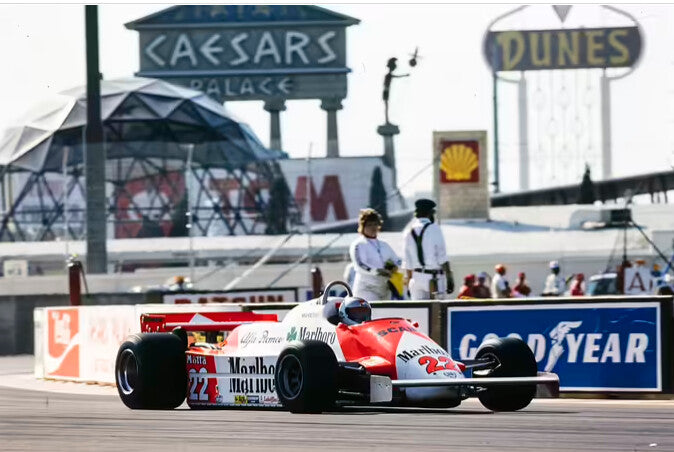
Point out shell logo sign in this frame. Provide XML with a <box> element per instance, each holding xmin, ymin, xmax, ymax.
<box><xmin>46</xmin><ymin>308</ymin><xmax>80</xmax><ymax>378</ymax></box>
<box><xmin>439</xmin><ymin>141</ymin><xmax>479</xmax><ymax>183</ymax></box>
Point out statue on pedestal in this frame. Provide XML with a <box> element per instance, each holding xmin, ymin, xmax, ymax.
<box><xmin>382</xmin><ymin>57</ymin><xmax>409</xmax><ymax>125</ymax></box>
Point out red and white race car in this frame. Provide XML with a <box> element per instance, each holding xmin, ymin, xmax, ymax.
<box><xmin>115</xmin><ymin>281</ymin><xmax>559</xmax><ymax>412</ymax></box>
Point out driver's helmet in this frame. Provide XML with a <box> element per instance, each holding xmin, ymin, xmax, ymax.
<box><xmin>338</xmin><ymin>296</ymin><xmax>372</xmax><ymax>326</ymax></box>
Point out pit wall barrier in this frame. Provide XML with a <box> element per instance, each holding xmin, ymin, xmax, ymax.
<box><xmin>33</xmin><ymin>296</ymin><xmax>672</xmax><ymax>393</ymax></box>
<box><xmin>0</xmin><ymin>292</ymin><xmax>147</xmax><ymax>355</ymax></box>
<box><xmin>0</xmin><ymin>288</ymin><xmax>300</xmax><ymax>356</ymax></box>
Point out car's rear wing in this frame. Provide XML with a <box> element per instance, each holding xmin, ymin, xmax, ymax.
<box><xmin>141</xmin><ymin>311</ymin><xmax>278</xmax><ymax>333</ymax></box>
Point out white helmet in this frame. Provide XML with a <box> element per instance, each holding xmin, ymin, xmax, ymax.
<box><xmin>549</xmin><ymin>260</ymin><xmax>560</xmax><ymax>270</ymax></box>
<box><xmin>338</xmin><ymin>297</ymin><xmax>372</xmax><ymax>326</ymax></box>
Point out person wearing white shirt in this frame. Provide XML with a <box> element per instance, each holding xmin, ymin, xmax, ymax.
<box><xmin>543</xmin><ymin>260</ymin><xmax>566</xmax><ymax>296</ymax></box>
<box><xmin>402</xmin><ymin>199</ymin><xmax>454</xmax><ymax>300</ymax></box>
<box><xmin>491</xmin><ymin>264</ymin><xmax>511</xmax><ymax>298</ymax></box>
<box><xmin>349</xmin><ymin>209</ymin><xmax>401</xmax><ymax>300</ymax></box>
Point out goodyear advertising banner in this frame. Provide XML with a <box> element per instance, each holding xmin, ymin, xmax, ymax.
<box><xmin>447</xmin><ymin>302</ymin><xmax>661</xmax><ymax>391</ymax></box>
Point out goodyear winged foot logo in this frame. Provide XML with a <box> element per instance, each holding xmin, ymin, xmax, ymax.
<box><xmin>544</xmin><ymin>321</ymin><xmax>582</xmax><ymax>372</ymax></box>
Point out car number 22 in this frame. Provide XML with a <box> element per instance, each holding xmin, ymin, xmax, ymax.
<box><xmin>418</xmin><ymin>355</ymin><xmax>454</xmax><ymax>374</ymax></box>
<box><xmin>188</xmin><ymin>367</ymin><xmax>209</xmax><ymax>401</ymax></box>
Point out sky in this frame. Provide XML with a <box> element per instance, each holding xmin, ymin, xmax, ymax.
<box><xmin>0</xmin><ymin>3</ymin><xmax>672</xmax><ymax>198</ymax></box>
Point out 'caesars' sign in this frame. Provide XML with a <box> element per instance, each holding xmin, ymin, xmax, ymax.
<box><xmin>126</xmin><ymin>5</ymin><xmax>359</xmax><ymax>102</ymax></box>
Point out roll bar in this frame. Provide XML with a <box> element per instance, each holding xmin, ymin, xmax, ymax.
<box><xmin>320</xmin><ymin>280</ymin><xmax>353</xmax><ymax>305</ymax></box>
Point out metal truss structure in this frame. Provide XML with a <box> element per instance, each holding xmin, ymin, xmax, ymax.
<box><xmin>492</xmin><ymin>169</ymin><xmax>674</xmax><ymax>207</ymax></box>
<box><xmin>0</xmin><ymin>78</ymin><xmax>298</xmax><ymax>241</ymax></box>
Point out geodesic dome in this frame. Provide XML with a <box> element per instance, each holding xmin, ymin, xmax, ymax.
<box><xmin>0</xmin><ymin>77</ymin><xmax>296</xmax><ymax>241</ymax></box>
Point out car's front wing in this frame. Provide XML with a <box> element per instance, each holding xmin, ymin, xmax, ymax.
<box><xmin>369</xmin><ymin>372</ymin><xmax>560</xmax><ymax>403</ymax></box>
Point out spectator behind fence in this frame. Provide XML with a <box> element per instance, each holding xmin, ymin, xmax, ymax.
<box><xmin>512</xmin><ymin>272</ymin><xmax>531</xmax><ymax>297</ymax></box>
<box><xmin>457</xmin><ymin>274</ymin><xmax>476</xmax><ymax>299</ymax></box>
<box><xmin>473</xmin><ymin>271</ymin><xmax>492</xmax><ymax>298</ymax></box>
<box><xmin>570</xmin><ymin>273</ymin><xmax>585</xmax><ymax>296</ymax></box>
<box><xmin>543</xmin><ymin>260</ymin><xmax>566</xmax><ymax>296</ymax></box>
<box><xmin>349</xmin><ymin>208</ymin><xmax>401</xmax><ymax>300</ymax></box>
<box><xmin>491</xmin><ymin>264</ymin><xmax>511</xmax><ymax>298</ymax></box>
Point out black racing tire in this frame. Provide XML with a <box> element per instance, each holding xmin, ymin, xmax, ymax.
<box><xmin>274</xmin><ymin>340</ymin><xmax>338</xmax><ymax>413</ymax></box>
<box><xmin>115</xmin><ymin>333</ymin><xmax>187</xmax><ymax>409</ymax></box>
<box><xmin>474</xmin><ymin>337</ymin><xmax>537</xmax><ymax>412</ymax></box>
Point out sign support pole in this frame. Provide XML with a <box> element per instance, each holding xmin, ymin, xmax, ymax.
<box><xmin>601</xmin><ymin>70</ymin><xmax>612</xmax><ymax>180</ymax></box>
<box><xmin>321</xmin><ymin>98</ymin><xmax>343</xmax><ymax>157</ymax></box>
<box><xmin>84</xmin><ymin>5</ymin><xmax>107</xmax><ymax>273</ymax></box>
<box><xmin>518</xmin><ymin>74</ymin><xmax>529</xmax><ymax>190</ymax></box>
<box><xmin>492</xmin><ymin>71</ymin><xmax>500</xmax><ymax>194</ymax></box>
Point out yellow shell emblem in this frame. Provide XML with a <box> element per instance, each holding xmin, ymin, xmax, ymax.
<box><xmin>440</xmin><ymin>144</ymin><xmax>478</xmax><ymax>181</ymax></box>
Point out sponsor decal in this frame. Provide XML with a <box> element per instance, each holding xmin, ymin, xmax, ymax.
<box><xmin>286</xmin><ymin>326</ymin><xmax>336</xmax><ymax>344</ymax></box>
<box><xmin>448</xmin><ymin>303</ymin><xmax>661</xmax><ymax>391</ymax></box>
<box><xmin>46</xmin><ymin>308</ymin><xmax>80</xmax><ymax>378</ymax></box>
<box><xmin>377</xmin><ymin>325</ymin><xmax>416</xmax><ymax>337</ymax></box>
<box><xmin>262</xmin><ymin>395</ymin><xmax>279</xmax><ymax>405</ymax></box>
<box><xmin>228</xmin><ymin>357</ymin><xmax>276</xmax><ymax>394</ymax></box>
<box><xmin>247</xmin><ymin>395</ymin><xmax>260</xmax><ymax>404</ymax></box>
<box><xmin>287</xmin><ymin>327</ymin><xmax>298</xmax><ymax>341</ymax></box>
<box><xmin>240</xmin><ymin>330</ymin><xmax>283</xmax><ymax>348</ymax></box>
<box><xmin>397</xmin><ymin>344</ymin><xmax>446</xmax><ymax>363</ymax></box>
<box><xmin>83</xmin><ymin>307</ymin><xmax>136</xmax><ymax>383</ymax></box>
<box><xmin>186</xmin><ymin>355</ymin><xmax>208</xmax><ymax>365</ymax></box>
<box><xmin>234</xmin><ymin>395</ymin><xmax>248</xmax><ymax>405</ymax></box>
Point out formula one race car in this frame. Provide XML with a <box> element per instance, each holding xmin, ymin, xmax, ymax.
<box><xmin>115</xmin><ymin>281</ymin><xmax>559</xmax><ymax>412</ymax></box>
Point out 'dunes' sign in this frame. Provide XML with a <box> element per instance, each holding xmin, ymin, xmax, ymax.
<box><xmin>484</xmin><ymin>26</ymin><xmax>641</xmax><ymax>72</ymax></box>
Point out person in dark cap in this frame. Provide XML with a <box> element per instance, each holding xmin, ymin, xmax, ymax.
<box><xmin>402</xmin><ymin>199</ymin><xmax>454</xmax><ymax>299</ymax></box>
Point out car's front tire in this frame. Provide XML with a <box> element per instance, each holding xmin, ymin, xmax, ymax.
<box><xmin>275</xmin><ymin>340</ymin><xmax>338</xmax><ymax>413</ymax></box>
<box><xmin>115</xmin><ymin>333</ymin><xmax>187</xmax><ymax>409</ymax></box>
<box><xmin>474</xmin><ymin>337</ymin><xmax>537</xmax><ymax>412</ymax></box>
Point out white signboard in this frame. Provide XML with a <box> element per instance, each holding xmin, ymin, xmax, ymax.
<box><xmin>624</xmin><ymin>267</ymin><xmax>654</xmax><ymax>295</ymax></box>
<box><xmin>3</xmin><ymin>259</ymin><xmax>28</xmax><ymax>277</ymax></box>
<box><xmin>163</xmin><ymin>289</ymin><xmax>298</xmax><ymax>304</ymax></box>
<box><xmin>278</xmin><ymin>157</ymin><xmax>403</xmax><ymax>225</ymax></box>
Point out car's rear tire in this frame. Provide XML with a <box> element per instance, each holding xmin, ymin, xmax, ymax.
<box><xmin>474</xmin><ymin>337</ymin><xmax>537</xmax><ymax>412</ymax></box>
<box><xmin>115</xmin><ymin>333</ymin><xmax>187</xmax><ymax>409</ymax></box>
<box><xmin>274</xmin><ymin>340</ymin><xmax>338</xmax><ymax>413</ymax></box>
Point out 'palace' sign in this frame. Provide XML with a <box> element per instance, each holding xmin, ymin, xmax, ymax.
<box><xmin>484</xmin><ymin>26</ymin><xmax>641</xmax><ymax>72</ymax></box>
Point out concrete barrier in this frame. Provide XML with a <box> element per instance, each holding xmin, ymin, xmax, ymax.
<box><xmin>29</xmin><ymin>294</ymin><xmax>674</xmax><ymax>394</ymax></box>
<box><xmin>34</xmin><ymin>301</ymin><xmax>431</xmax><ymax>385</ymax></box>
<box><xmin>0</xmin><ymin>293</ymin><xmax>146</xmax><ymax>355</ymax></box>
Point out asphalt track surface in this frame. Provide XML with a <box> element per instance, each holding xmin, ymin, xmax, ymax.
<box><xmin>2</xmin><ymin>357</ymin><xmax>674</xmax><ymax>451</ymax></box>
